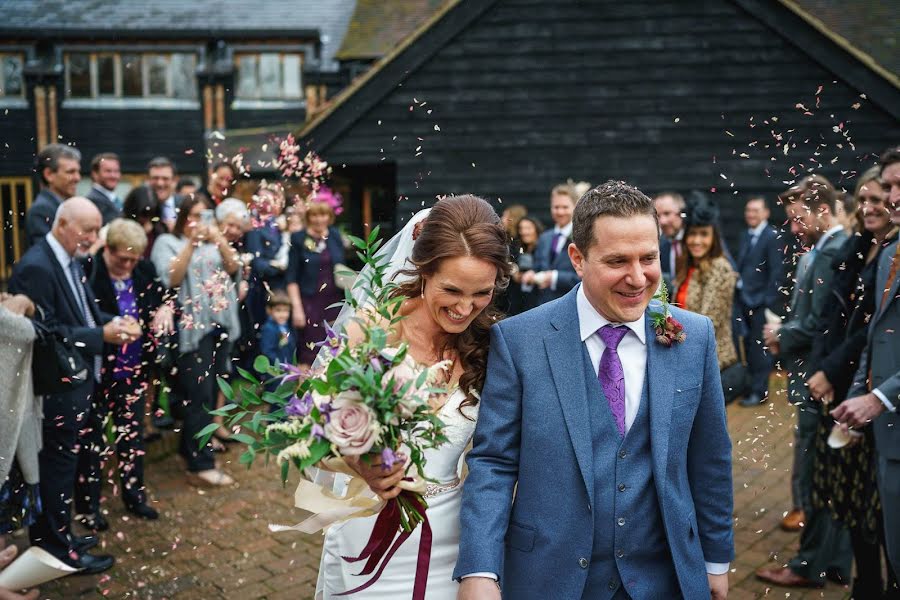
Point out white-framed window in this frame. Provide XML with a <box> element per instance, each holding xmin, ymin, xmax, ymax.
<box><xmin>0</xmin><ymin>54</ymin><xmax>25</xmax><ymax>99</ymax></box>
<box><xmin>235</xmin><ymin>52</ymin><xmax>302</xmax><ymax>100</ymax></box>
<box><xmin>65</xmin><ymin>52</ymin><xmax>198</xmax><ymax>103</ymax></box>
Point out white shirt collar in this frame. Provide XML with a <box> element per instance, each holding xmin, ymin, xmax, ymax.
<box><xmin>577</xmin><ymin>285</ymin><xmax>646</xmax><ymax>345</ymax></box>
<box><xmin>45</xmin><ymin>231</ymin><xmax>73</xmax><ymax>269</ymax></box>
<box><xmin>92</xmin><ymin>183</ymin><xmax>117</xmax><ymax>202</ymax></box>
<box><xmin>749</xmin><ymin>220</ymin><xmax>768</xmax><ymax>236</ymax></box>
<box><xmin>674</xmin><ymin>228</ymin><xmax>685</xmax><ymax>242</ymax></box>
<box><xmin>554</xmin><ymin>222</ymin><xmax>573</xmax><ymax>238</ymax></box>
<box><xmin>815</xmin><ymin>225</ymin><xmax>845</xmax><ymax>251</ymax></box>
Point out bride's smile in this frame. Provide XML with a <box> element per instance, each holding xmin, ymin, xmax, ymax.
<box><xmin>418</xmin><ymin>255</ymin><xmax>497</xmax><ymax>335</ymax></box>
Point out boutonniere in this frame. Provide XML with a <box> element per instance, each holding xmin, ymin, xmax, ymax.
<box><xmin>304</xmin><ymin>236</ymin><xmax>325</xmax><ymax>253</ymax></box>
<box><xmin>649</xmin><ymin>282</ymin><xmax>686</xmax><ymax>347</ymax></box>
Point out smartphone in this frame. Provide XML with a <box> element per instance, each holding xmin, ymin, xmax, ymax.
<box><xmin>200</xmin><ymin>209</ymin><xmax>215</xmax><ymax>226</ymax></box>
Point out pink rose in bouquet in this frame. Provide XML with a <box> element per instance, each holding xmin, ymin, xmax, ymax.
<box><xmin>324</xmin><ymin>391</ymin><xmax>380</xmax><ymax>456</ymax></box>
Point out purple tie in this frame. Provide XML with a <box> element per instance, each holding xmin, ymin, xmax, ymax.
<box><xmin>550</xmin><ymin>232</ymin><xmax>563</xmax><ymax>261</ymax></box>
<box><xmin>598</xmin><ymin>325</ymin><xmax>628</xmax><ymax>437</ymax></box>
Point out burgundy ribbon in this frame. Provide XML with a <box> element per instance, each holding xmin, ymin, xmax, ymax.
<box><xmin>336</xmin><ymin>491</ymin><xmax>433</xmax><ymax>600</ymax></box>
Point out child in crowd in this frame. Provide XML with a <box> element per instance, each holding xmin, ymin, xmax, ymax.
<box><xmin>259</xmin><ymin>291</ymin><xmax>297</xmax><ymax>377</ymax></box>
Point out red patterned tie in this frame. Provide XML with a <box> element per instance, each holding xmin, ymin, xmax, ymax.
<box><xmin>879</xmin><ymin>243</ymin><xmax>900</xmax><ymax>314</ymax></box>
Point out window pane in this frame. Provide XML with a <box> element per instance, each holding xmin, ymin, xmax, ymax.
<box><xmin>122</xmin><ymin>53</ymin><xmax>142</xmax><ymax>97</ymax></box>
<box><xmin>147</xmin><ymin>54</ymin><xmax>168</xmax><ymax>96</ymax></box>
<box><xmin>236</xmin><ymin>55</ymin><xmax>257</xmax><ymax>98</ymax></box>
<box><xmin>68</xmin><ymin>54</ymin><xmax>91</xmax><ymax>97</ymax></box>
<box><xmin>171</xmin><ymin>53</ymin><xmax>196</xmax><ymax>99</ymax></box>
<box><xmin>97</xmin><ymin>54</ymin><xmax>115</xmax><ymax>95</ymax></box>
<box><xmin>2</xmin><ymin>56</ymin><xmax>23</xmax><ymax>96</ymax></box>
<box><xmin>259</xmin><ymin>53</ymin><xmax>280</xmax><ymax>98</ymax></box>
<box><xmin>283</xmin><ymin>54</ymin><xmax>301</xmax><ymax>99</ymax></box>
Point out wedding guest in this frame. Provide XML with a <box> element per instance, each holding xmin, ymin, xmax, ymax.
<box><xmin>833</xmin><ymin>147</ymin><xmax>900</xmax><ymax>585</ymax></box>
<box><xmin>200</xmin><ymin>160</ymin><xmax>236</xmax><ymax>206</ymax></box>
<box><xmin>147</xmin><ymin>157</ymin><xmax>180</xmax><ymax>231</ymax></box>
<box><xmin>85</xmin><ymin>153</ymin><xmax>122</xmax><ymax>223</ymax></box>
<box><xmin>654</xmin><ymin>191</ymin><xmax>686</xmax><ymax>289</ymax></box>
<box><xmin>804</xmin><ymin>166</ymin><xmax>898</xmax><ymax>597</ymax></box>
<box><xmin>0</xmin><ymin>294</ymin><xmax>39</xmax><ymax>541</ymax></box>
<box><xmin>10</xmin><ymin>197</ymin><xmax>138</xmax><ymax>574</ymax></box>
<box><xmin>500</xmin><ymin>204</ymin><xmax>527</xmax><ymax>242</ymax></box>
<box><xmin>25</xmin><ymin>144</ymin><xmax>81</xmax><ymax>248</ymax></box>
<box><xmin>79</xmin><ymin>219</ymin><xmax>174</xmax><ymax>522</ymax></box>
<box><xmin>673</xmin><ymin>200</ymin><xmax>739</xmax><ymax>371</ymax></box>
<box><xmin>530</xmin><ymin>184</ymin><xmax>580</xmax><ymax>304</ymax></box>
<box><xmin>123</xmin><ymin>185</ymin><xmax>166</xmax><ymax>259</ymax></box>
<box><xmin>151</xmin><ymin>194</ymin><xmax>241</xmax><ymax>487</ymax></box>
<box><xmin>287</xmin><ymin>199</ymin><xmax>345</xmax><ymax>368</ymax></box>
<box><xmin>245</xmin><ymin>182</ymin><xmax>288</xmax><ymax>328</ymax></box>
<box><xmin>507</xmin><ymin>216</ymin><xmax>543</xmax><ymax>315</ymax></box>
<box><xmin>259</xmin><ymin>291</ymin><xmax>296</xmax><ymax>376</ymax></box>
<box><xmin>758</xmin><ymin>175</ymin><xmax>852</xmax><ymax>587</ymax></box>
<box><xmin>175</xmin><ymin>177</ymin><xmax>198</xmax><ymax>198</ymax></box>
<box><xmin>735</xmin><ymin>197</ymin><xmax>784</xmax><ymax>407</ymax></box>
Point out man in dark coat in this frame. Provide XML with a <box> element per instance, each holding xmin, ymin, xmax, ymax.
<box><xmin>735</xmin><ymin>197</ymin><xmax>784</xmax><ymax>407</ymax></box>
<box><xmin>9</xmin><ymin>197</ymin><xmax>138</xmax><ymax>574</ymax></box>
<box><xmin>530</xmin><ymin>184</ymin><xmax>580</xmax><ymax>304</ymax></box>
<box><xmin>24</xmin><ymin>144</ymin><xmax>82</xmax><ymax>247</ymax></box>
<box><xmin>85</xmin><ymin>152</ymin><xmax>123</xmax><ymax>224</ymax></box>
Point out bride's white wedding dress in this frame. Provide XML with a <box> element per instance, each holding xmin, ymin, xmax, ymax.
<box><xmin>316</xmin><ymin>388</ymin><xmax>476</xmax><ymax>599</ymax></box>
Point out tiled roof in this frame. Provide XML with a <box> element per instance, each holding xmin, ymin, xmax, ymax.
<box><xmin>335</xmin><ymin>0</ymin><xmax>450</xmax><ymax>60</ymax></box>
<box><xmin>0</xmin><ymin>0</ymin><xmax>357</xmax><ymax>69</ymax></box>
<box><xmin>787</xmin><ymin>0</ymin><xmax>898</xmax><ymax>76</ymax></box>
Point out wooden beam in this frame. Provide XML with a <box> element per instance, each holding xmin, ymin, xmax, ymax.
<box><xmin>202</xmin><ymin>84</ymin><xmax>214</xmax><ymax>130</ymax></box>
<box><xmin>362</xmin><ymin>186</ymin><xmax>373</xmax><ymax>238</ymax></box>
<box><xmin>215</xmin><ymin>84</ymin><xmax>226</xmax><ymax>131</ymax></box>
<box><xmin>34</xmin><ymin>86</ymin><xmax>48</xmax><ymax>150</ymax></box>
<box><xmin>47</xmin><ymin>86</ymin><xmax>58</xmax><ymax>143</ymax></box>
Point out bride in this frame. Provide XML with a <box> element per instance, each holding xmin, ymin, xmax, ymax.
<box><xmin>315</xmin><ymin>194</ymin><xmax>512</xmax><ymax>599</ymax></box>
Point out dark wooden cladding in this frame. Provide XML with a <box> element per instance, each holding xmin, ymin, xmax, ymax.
<box><xmin>228</xmin><ymin>107</ymin><xmax>304</xmax><ymax>131</ymax></box>
<box><xmin>0</xmin><ymin>108</ymin><xmax>38</xmax><ymax>174</ymax></box>
<box><xmin>312</xmin><ymin>0</ymin><xmax>900</xmax><ymax>243</ymax></box>
<box><xmin>56</xmin><ymin>108</ymin><xmax>205</xmax><ymax>174</ymax></box>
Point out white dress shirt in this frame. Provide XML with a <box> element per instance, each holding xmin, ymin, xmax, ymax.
<box><xmin>45</xmin><ymin>232</ymin><xmax>83</xmax><ymax>308</ymax></box>
<box><xmin>161</xmin><ymin>195</ymin><xmax>178</xmax><ymax>223</ymax></box>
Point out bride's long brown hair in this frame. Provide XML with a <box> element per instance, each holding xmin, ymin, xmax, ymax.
<box><xmin>392</xmin><ymin>195</ymin><xmax>511</xmax><ymax>416</ymax></box>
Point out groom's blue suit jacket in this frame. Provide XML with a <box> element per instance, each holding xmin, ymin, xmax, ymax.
<box><xmin>454</xmin><ymin>286</ymin><xmax>734</xmax><ymax>599</ymax></box>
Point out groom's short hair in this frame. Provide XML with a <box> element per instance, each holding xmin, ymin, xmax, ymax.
<box><xmin>572</xmin><ymin>180</ymin><xmax>657</xmax><ymax>254</ymax></box>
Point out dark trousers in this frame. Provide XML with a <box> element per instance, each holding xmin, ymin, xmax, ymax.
<box><xmin>176</xmin><ymin>332</ymin><xmax>224</xmax><ymax>472</ymax></box>
<box><xmin>28</xmin><ymin>385</ymin><xmax>95</xmax><ymax>561</ymax></box>
<box><xmin>742</xmin><ymin>303</ymin><xmax>774</xmax><ymax>397</ymax></box>
<box><xmin>75</xmin><ymin>378</ymin><xmax>148</xmax><ymax>514</ymax></box>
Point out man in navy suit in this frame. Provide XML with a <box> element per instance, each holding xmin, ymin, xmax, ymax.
<box><xmin>654</xmin><ymin>191</ymin><xmax>686</xmax><ymax>291</ymax></box>
<box><xmin>529</xmin><ymin>183</ymin><xmax>581</xmax><ymax>304</ymax></box>
<box><xmin>457</xmin><ymin>181</ymin><xmax>733</xmax><ymax>600</ymax></box>
<box><xmin>24</xmin><ymin>144</ymin><xmax>82</xmax><ymax>248</ymax></box>
<box><xmin>735</xmin><ymin>197</ymin><xmax>784</xmax><ymax>407</ymax></box>
<box><xmin>85</xmin><ymin>152</ymin><xmax>123</xmax><ymax>224</ymax></box>
<box><xmin>9</xmin><ymin>197</ymin><xmax>139</xmax><ymax>574</ymax></box>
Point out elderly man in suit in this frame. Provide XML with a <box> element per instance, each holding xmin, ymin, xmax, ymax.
<box><xmin>757</xmin><ymin>175</ymin><xmax>852</xmax><ymax>587</ymax></box>
<box><xmin>85</xmin><ymin>152</ymin><xmax>123</xmax><ymax>224</ymax></box>
<box><xmin>457</xmin><ymin>181</ymin><xmax>733</xmax><ymax>600</ymax></box>
<box><xmin>528</xmin><ymin>183</ymin><xmax>581</xmax><ymax>304</ymax></box>
<box><xmin>735</xmin><ymin>197</ymin><xmax>783</xmax><ymax>407</ymax></box>
<box><xmin>24</xmin><ymin>144</ymin><xmax>82</xmax><ymax>248</ymax></box>
<box><xmin>833</xmin><ymin>147</ymin><xmax>900</xmax><ymax>580</ymax></box>
<box><xmin>9</xmin><ymin>197</ymin><xmax>139</xmax><ymax>575</ymax></box>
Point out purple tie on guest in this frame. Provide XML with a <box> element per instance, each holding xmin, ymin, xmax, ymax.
<box><xmin>550</xmin><ymin>231</ymin><xmax>563</xmax><ymax>261</ymax></box>
<box><xmin>598</xmin><ymin>324</ymin><xmax>629</xmax><ymax>437</ymax></box>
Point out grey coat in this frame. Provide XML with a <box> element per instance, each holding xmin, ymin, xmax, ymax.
<box><xmin>0</xmin><ymin>306</ymin><xmax>40</xmax><ymax>486</ymax></box>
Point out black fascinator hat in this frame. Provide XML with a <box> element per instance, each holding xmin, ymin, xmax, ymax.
<box><xmin>684</xmin><ymin>190</ymin><xmax>720</xmax><ymax>228</ymax></box>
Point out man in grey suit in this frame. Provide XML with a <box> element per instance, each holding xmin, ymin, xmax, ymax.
<box><xmin>85</xmin><ymin>152</ymin><xmax>123</xmax><ymax>224</ymax></box>
<box><xmin>758</xmin><ymin>175</ymin><xmax>852</xmax><ymax>587</ymax></box>
<box><xmin>25</xmin><ymin>144</ymin><xmax>82</xmax><ymax>247</ymax></box>
<box><xmin>833</xmin><ymin>146</ymin><xmax>900</xmax><ymax>579</ymax></box>
<box><xmin>528</xmin><ymin>183</ymin><xmax>581</xmax><ymax>304</ymax></box>
<box><xmin>456</xmin><ymin>181</ymin><xmax>733</xmax><ymax>600</ymax></box>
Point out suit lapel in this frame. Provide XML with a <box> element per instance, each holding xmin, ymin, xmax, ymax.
<box><xmin>645</xmin><ymin>309</ymin><xmax>675</xmax><ymax>482</ymax></box>
<box><xmin>40</xmin><ymin>240</ymin><xmax>87</xmax><ymax>325</ymax></box>
<box><xmin>545</xmin><ymin>290</ymin><xmax>594</xmax><ymax>505</ymax></box>
<box><xmin>874</xmin><ymin>242</ymin><xmax>900</xmax><ymax>326</ymax></box>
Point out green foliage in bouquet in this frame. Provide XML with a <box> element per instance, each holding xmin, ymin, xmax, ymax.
<box><xmin>197</xmin><ymin>227</ymin><xmax>450</xmax><ymax>495</ymax></box>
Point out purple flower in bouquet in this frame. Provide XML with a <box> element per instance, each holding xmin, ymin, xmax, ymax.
<box><xmin>285</xmin><ymin>392</ymin><xmax>313</xmax><ymax>417</ymax></box>
<box><xmin>380</xmin><ymin>447</ymin><xmax>399</xmax><ymax>471</ymax></box>
<box><xmin>314</xmin><ymin>322</ymin><xmax>346</xmax><ymax>358</ymax></box>
<box><xmin>280</xmin><ymin>362</ymin><xmax>306</xmax><ymax>383</ymax></box>
<box><xmin>310</xmin><ymin>423</ymin><xmax>325</xmax><ymax>440</ymax></box>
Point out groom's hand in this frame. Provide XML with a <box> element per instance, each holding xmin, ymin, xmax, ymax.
<box><xmin>458</xmin><ymin>577</ymin><xmax>501</xmax><ymax>600</ymax></box>
<box><xmin>708</xmin><ymin>573</ymin><xmax>728</xmax><ymax>600</ymax></box>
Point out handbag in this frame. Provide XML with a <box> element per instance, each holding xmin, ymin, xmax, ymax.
<box><xmin>30</xmin><ymin>306</ymin><xmax>91</xmax><ymax>395</ymax></box>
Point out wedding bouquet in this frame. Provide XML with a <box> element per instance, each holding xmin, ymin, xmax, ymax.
<box><xmin>202</xmin><ymin>227</ymin><xmax>449</xmax><ymax>594</ymax></box>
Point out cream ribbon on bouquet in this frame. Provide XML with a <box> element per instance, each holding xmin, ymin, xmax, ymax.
<box><xmin>269</xmin><ymin>456</ymin><xmax>427</xmax><ymax>534</ymax></box>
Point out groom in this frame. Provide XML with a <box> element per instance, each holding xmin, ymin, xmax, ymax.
<box><xmin>455</xmin><ymin>181</ymin><xmax>734</xmax><ymax>599</ymax></box>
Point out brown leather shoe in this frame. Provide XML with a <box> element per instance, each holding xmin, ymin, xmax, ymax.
<box><xmin>780</xmin><ymin>509</ymin><xmax>806</xmax><ymax>531</ymax></box>
<box><xmin>755</xmin><ymin>566</ymin><xmax>823</xmax><ymax>588</ymax></box>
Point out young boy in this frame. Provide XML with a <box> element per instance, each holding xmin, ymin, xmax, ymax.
<box><xmin>259</xmin><ymin>291</ymin><xmax>296</xmax><ymax>374</ymax></box>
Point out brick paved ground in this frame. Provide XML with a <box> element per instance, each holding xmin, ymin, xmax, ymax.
<box><xmin>16</xmin><ymin>372</ymin><xmax>854</xmax><ymax>599</ymax></box>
